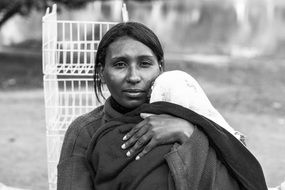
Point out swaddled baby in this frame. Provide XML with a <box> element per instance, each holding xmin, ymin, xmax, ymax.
<box><xmin>86</xmin><ymin>71</ymin><xmax>257</xmax><ymax>190</ymax></box>
<box><xmin>149</xmin><ymin>70</ymin><xmax>245</xmax><ymax>142</ymax></box>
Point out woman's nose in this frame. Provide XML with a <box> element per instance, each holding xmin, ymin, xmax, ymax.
<box><xmin>126</xmin><ymin>66</ymin><xmax>141</xmax><ymax>84</ymax></box>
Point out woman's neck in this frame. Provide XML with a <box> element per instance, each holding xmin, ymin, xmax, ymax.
<box><xmin>109</xmin><ymin>96</ymin><xmax>135</xmax><ymax>114</ymax></box>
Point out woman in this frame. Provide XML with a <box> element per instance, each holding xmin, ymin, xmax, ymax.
<box><xmin>57</xmin><ymin>22</ymin><xmax>267</xmax><ymax>190</ymax></box>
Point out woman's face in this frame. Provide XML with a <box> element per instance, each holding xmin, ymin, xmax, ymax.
<box><xmin>101</xmin><ymin>36</ymin><xmax>161</xmax><ymax>109</ymax></box>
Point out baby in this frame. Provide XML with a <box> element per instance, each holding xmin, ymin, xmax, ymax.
<box><xmin>149</xmin><ymin>70</ymin><xmax>245</xmax><ymax>142</ymax></box>
<box><xmin>86</xmin><ymin>71</ymin><xmax>251</xmax><ymax>189</ymax></box>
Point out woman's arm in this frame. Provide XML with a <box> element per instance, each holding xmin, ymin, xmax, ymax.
<box><xmin>121</xmin><ymin>113</ymin><xmax>195</xmax><ymax>160</ymax></box>
<box><xmin>57</xmin><ymin>110</ymin><xmax>103</xmax><ymax>190</ymax></box>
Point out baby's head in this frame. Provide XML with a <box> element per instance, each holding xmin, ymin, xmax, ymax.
<box><xmin>149</xmin><ymin>70</ymin><xmax>210</xmax><ymax>112</ymax></box>
<box><xmin>149</xmin><ymin>70</ymin><xmax>237</xmax><ymax>137</ymax></box>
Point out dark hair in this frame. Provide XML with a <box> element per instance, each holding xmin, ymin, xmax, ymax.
<box><xmin>93</xmin><ymin>22</ymin><xmax>165</xmax><ymax>102</ymax></box>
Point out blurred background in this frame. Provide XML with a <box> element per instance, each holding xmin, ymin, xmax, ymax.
<box><xmin>0</xmin><ymin>0</ymin><xmax>285</xmax><ymax>189</ymax></box>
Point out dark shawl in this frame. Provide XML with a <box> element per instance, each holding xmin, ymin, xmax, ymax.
<box><xmin>87</xmin><ymin>102</ymin><xmax>267</xmax><ymax>190</ymax></box>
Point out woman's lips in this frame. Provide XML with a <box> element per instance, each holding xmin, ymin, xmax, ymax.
<box><xmin>122</xmin><ymin>89</ymin><xmax>146</xmax><ymax>98</ymax></box>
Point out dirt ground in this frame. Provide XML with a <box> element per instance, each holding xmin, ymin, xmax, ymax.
<box><xmin>0</xmin><ymin>90</ymin><xmax>48</xmax><ymax>189</ymax></box>
<box><xmin>0</xmin><ymin>54</ymin><xmax>285</xmax><ymax>189</ymax></box>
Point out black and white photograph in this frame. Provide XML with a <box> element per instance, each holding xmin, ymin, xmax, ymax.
<box><xmin>0</xmin><ymin>0</ymin><xmax>285</xmax><ymax>190</ymax></box>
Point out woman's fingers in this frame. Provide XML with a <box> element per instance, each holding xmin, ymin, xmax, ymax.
<box><xmin>126</xmin><ymin>132</ymin><xmax>152</xmax><ymax>157</ymax></box>
<box><xmin>122</xmin><ymin>121</ymin><xmax>149</xmax><ymax>150</ymax></box>
<box><xmin>135</xmin><ymin>138</ymin><xmax>156</xmax><ymax>160</ymax></box>
<box><xmin>123</xmin><ymin>113</ymin><xmax>154</xmax><ymax>141</ymax></box>
<box><xmin>123</xmin><ymin>119</ymin><xmax>147</xmax><ymax>141</ymax></box>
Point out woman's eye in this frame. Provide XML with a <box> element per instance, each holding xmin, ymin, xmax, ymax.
<box><xmin>140</xmin><ymin>60</ymin><xmax>152</xmax><ymax>67</ymax></box>
<box><xmin>113</xmin><ymin>61</ymin><xmax>126</xmax><ymax>68</ymax></box>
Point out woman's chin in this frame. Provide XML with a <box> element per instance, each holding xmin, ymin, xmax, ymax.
<box><xmin>121</xmin><ymin>98</ymin><xmax>146</xmax><ymax>109</ymax></box>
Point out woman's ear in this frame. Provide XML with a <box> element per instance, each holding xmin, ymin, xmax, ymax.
<box><xmin>99</xmin><ymin>63</ymin><xmax>105</xmax><ymax>83</ymax></box>
<box><xmin>159</xmin><ymin>60</ymin><xmax>164</xmax><ymax>73</ymax></box>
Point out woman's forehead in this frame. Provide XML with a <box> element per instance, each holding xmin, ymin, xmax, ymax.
<box><xmin>106</xmin><ymin>36</ymin><xmax>155</xmax><ymax>58</ymax></box>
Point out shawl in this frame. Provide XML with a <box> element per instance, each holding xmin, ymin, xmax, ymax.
<box><xmin>86</xmin><ymin>102</ymin><xmax>267</xmax><ymax>190</ymax></box>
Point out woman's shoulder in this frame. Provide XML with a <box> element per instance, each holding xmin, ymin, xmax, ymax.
<box><xmin>66</xmin><ymin>105</ymin><xmax>105</xmax><ymax>136</ymax></box>
<box><xmin>60</xmin><ymin>105</ymin><xmax>105</xmax><ymax>158</ymax></box>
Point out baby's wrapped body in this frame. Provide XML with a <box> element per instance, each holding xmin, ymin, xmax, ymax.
<box><xmin>86</xmin><ymin>102</ymin><xmax>267</xmax><ymax>190</ymax></box>
<box><xmin>86</xmin><ymin>71</ymin><xmax>267</xmax><ymax>190</ymax></box>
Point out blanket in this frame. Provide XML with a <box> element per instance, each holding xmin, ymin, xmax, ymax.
<box><xmin>86</xmin><ymin>119</ymin><xmax>172</xmax><ymax>190</ymax></box>
<box><xmin>86</xmin><ymin>102</ymin><xmax>267</xmax><ymax>190</ymax></box>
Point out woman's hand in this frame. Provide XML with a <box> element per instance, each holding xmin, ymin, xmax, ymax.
<box><xmin>121</xmin><ymin>113</ymin><xmax>195</xmax><ymax>160</ymax></box>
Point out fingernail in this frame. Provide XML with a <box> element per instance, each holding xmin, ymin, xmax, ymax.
<box><xmin>135</xmin><ymin>156</ymin><xmax>140</xmax><ymax>160</ymax></box>
<box><xmin>126</xmin><ymin>151</ymin><xmax>131</xmax><ymax>157</ymax></box>
<box><xmin>123</xmin><ymin>135</ymin><xmax>127</xmax><ymax>141</ymax></box>
<box><xmin>121</xmin><ymin>144</ymin><xmax>126</xmax><ymax>149</ymax></box>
